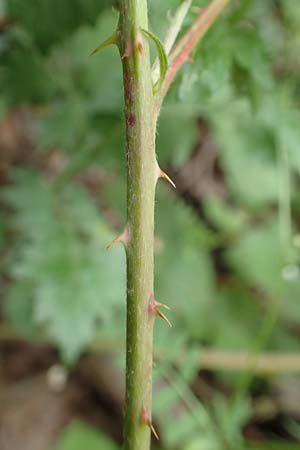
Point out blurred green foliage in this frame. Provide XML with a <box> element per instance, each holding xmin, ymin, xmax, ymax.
<box><xmin>54</xmin><ymin>421</ymin><xmax>119</xmax><ymax>450</ymax></box>
<box><xmin>1</xmin><ymin>0</ymin><xmax>300</xmax><ymax>449</ymax></box>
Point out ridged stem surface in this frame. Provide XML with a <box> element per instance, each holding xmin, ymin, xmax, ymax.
<box><xmin>119</xmin><ymin>1</ymin><xmax>156</xmax><ymax>449</ymax></box>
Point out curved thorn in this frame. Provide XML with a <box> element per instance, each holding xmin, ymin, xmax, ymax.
<box><xmin>106</xmin><ymin>236</ymin><xmax>121</xmax><ymax>250</ymax></box>
<box><xmin>156</xmin><ymin>309</ymin><xmax>172</xmax><ymax>328</ymax></box>
<box><xmin>90</xmin><ymin>32</ymin><xmax>118</xmax><ymax>56</ymax></box>
<box><xmin>159</xmin><ymin>168</ymin><xmax>176</xmax><ymax>189</ymax></box>
<box><xmin>150</xmin><ymin>423</ymin><xmax>159</xmax><ymax>440</ymax></box>
<box><xmin>106</xmin><ymin>225</ymin><xmax>130</xmax><ymax>250</ymax></box>
<box><xmin>141</xmin><ymin>406</ymin><xmax>159</xmax><ymax>440</ymax></box>
<box><xmin>155</xmin><ymin>301</ymin><xmax>170</xmax><ymax>311</ymax></box>
<box><xmin>148</xmin><ymin>293</ymin><xmax>172</xmax><ymax>327</ymax></box>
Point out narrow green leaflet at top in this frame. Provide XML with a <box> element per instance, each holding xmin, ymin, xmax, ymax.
<box><xmin>141</xmin><ymin>28</ymin><xmax>168</xmax><ymax>93</ymax></box>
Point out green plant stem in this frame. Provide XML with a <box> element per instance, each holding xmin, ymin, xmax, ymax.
<box><xmin>118</xmin><ymin>1</ymin><xmax>156</xmax><ymax>449</ymax></box>
<box><xmin>116</xmin><ymin>1</ymin><xmax>231</xmax><ymax>449</ymax></box>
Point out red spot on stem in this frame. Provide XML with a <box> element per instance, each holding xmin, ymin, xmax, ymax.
<box><xmin>135</xmin><ymin>32</ymin><xmax>144</xmax><ymax>53</ymax></box>
<box><xmin>124</xmin><ymin>72</ymin><xmax>133</xmax><ymax>104</ymax></box>
<box><xmin>122</xmin><ymin>41</ymin><xmax>132</xmax><ymax>59</ymax></box>
<box><xmin>127</xmin><ymin>113</ymin><xmax>136</xmax><ymax>127</ymax></box>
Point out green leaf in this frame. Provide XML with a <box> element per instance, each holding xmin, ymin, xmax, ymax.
<box><xmin>3</xmin><ymin>170</ymin><xmax>125</xmax><ymax>362</ymax></box>
<box><xmin>61</xmin><ymin>12</ymin><xmax>123</xmax><ymax>112</ymax></box>
<box><xmin>156</xmin><ymin>113</ymin><xmax>198</xmax><ymax>166</ymax></box>
<box><xmin>233</xmin><ymin>29</ymin><xmax>273</xmax><ymax>89</ymax></box>
<box><xmin>54</xmin><ymin>421</ymin><xmax>119</xmax><ymax>450</ymax></box>
<box><xmin>155</xmin><ymin>188</ymin><xmax>216</xmax><ymax>341</ymax></box>
<box><xmin>213</xmin><ymin>395</ymin><xmax>250</xmax><ymax>447</ymax></box>
<box><xmin>1</xmin><ymin>46</ymin><xmax>56</xmax><ymax>104</ymax></box>
<box><xmin>6</xmin><ymin>0</ymin><xmax>113</xmax><ymax>52</ymax></box>
<box><xmin>204</xmin><ymin>196</ymin><xmax>247</xmax><ymax>235</ymax></box>
<box><xmin>215</xmin><ymin>100</ymin><xmax>280</xmax><ymax>208</ymax></box>
<box><xmin>226</xmin><ymin>222</ymin><xmax>284</xmax><ymax>295</ymax></box>
<box><xmin>153</xmin><ymin>362</ymin><xmax>219</xmax><ymax>449</ymax></box>
<box><xmin>246</xmin><ymin>441</ymin><xmax>300</xmax><ymax>450</ymax></box>
<box><xmin>141</xmin><ymin>28</ymin><xmax>168</xmax><ymax>93</ymax></box>
<box><xmin>148</xmin><ymin>0</ymin><xmax>184</xmax><ymax>38</ymax></box>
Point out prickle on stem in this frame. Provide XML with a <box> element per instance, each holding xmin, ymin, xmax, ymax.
<box><xmin>158</xmin><ymin>166</ymin><xmax>176</xmax><ymax>189</ymax></box>
<box><xmin>148</xmin><ymin>293</ymin><xmax>172</xmax><ymax>328</ymax></box>
<box><xmin>141</xmin><ymin>405</ymin><xmax>159</xmax><ymax>440</ymax></box>
<box><xmin>106</xmin><ymin>225</ymin><xmax>130</xmax><ymax>250</ymax></box>
<box><xmin>156</xmin><ymin>162</ymin><xmax>176</xmax><ymax>189</ymax></box>
<box><xmin>90</xmin><ymin>32</ymin><xmax>119</xmax><ymax>56</ymax></box>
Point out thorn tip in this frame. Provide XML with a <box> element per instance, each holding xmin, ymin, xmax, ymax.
<box><xmin>90</xmin><ymin>32</ymin><xmax>118</xmax><ymax>56</ymax></box>
<box><xmin>148</xmin><ymin>293</ymin><xmax>172</xmax><ymax>327</ymax></box>
<box><xmin>141</xmin><ymin>406</ymin><xmax>159</xmax><ymax>440</ymax></box>
<box><xmin>106</xmin><ymin>225</ymin><xmax>130</xmax><ymax>250</ymax></box>
<box><xmin>156</xmin><ymin>309</ymin><xmax>172</xmax><ymax>328</ymax></box>
<box><xmin>158</xmin><ymin>168</ymin><xmax>176</xmax><ymax>189</ymax></box>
